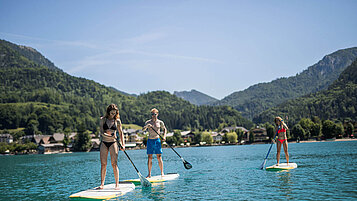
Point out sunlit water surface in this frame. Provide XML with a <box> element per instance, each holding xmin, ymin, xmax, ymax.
<box><xmin>1</xmin><ymin>141</ymin><xmax>356</xmax><ymax>200</ymax></box>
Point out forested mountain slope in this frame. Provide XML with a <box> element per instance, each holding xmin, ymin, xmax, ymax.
<box><xmin>213</xmin><ymin>47</ymin><xmax>357</xmax><ymax>120</ymax></box>
<box><xmin>174</xmin><ymin>89</ymin><xmax>218</xmax><ymax>105</ymax></box>
<box><xmin>254</xmin><ymin>59</ymin><xmax>357</xmax><ymax>125</ymax></box>
<box><xmin>0</xmin><ymin>40</ymin><xmax>252</xmax><ymax>134</ymax></box>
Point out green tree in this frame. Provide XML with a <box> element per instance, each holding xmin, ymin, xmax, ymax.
<box><xmin>173</xmin><ymin>131</ymin><xmax>184</xmax><ymax>145</ymax></box>
<box><xmin>235</xmin><ymin>129</ymin><xmax>244</xmax><ymax>143</ymax></box>
<box><xmin>226</xmin><ymin>132</ymin><xmax>238</xmax><ymax>143</ymax></box>
<box><xmin>312</xmin><ymin>116</ymin><xmax>321</xmax><ymax>125</ymax></box>
<box><xmin>291</xmin><ymin>124</ymin><xmax>305</xmax><ymax>140</ymax></box>
<box><xmin>24</xmin><ymin>119</ymin><xmax>39</xmax><ymax>135</ymax></box>
<box><xmin>74</xmin><ymin>123</ymin><xmax>92</xmax><ymax>151</ymax></box>
<box><xmin>201</xmin><ymin>133</ymin><xmax>213</xmax><ymax>144</ymax></box>
<box><xmin>63</xmin><ymin>133</ymin><xmax>70</xmax><ymax>149</ymax></box>
<box><xmin>310</xmin><ymin>123</ymin><xmax>322</xmax><ymax>138</ymax></box>
<box><xmin>334</xmin><ymin>122</ymin><xmax>344</xmax><ymax>138</ymax></box>
<box><xmin>25</xmin><ymin>142</ymin><xmax>37</xmax><ymax>152</ymax></box>
<box><xmin>193</xmin><ymin>132</ymin><xmax>202</xmax><ymax>145</ymax></box>
<box><xmin>322</xmin><ymin>120</ymin><xmax>335</xmax><ymax>139</ymax></box>
<box><xmin>0</xmin><ymin>142</ymin><xmax>9</xmax><ymax>154</ymax></box>
<box><xmin>299</xmin><ymin>118</ymin><xmax>314</xmax><ymax>139</ymax></box>
<box><xmin>248</xmin><ymin>131</ymin><xmax>255</xmax><ymax>143</ymax></box>
<box><xmin>346</xmin><ymin>122</ymin><xmax>354</xmax><ymax>137</ymax></box>
<box><xmin>264</xmin><ymin>123</ymin><xmax>275</xmax><ymax>140</ymax></box>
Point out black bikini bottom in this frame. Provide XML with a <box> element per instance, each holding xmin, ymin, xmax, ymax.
<box><xmin>102</xmin><ymin>141</ymin><xmax>116</xmax><ymax>149</ymax></box>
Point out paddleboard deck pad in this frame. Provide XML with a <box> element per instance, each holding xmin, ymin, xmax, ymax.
<box><xmin>266</xmin><ymin>163</ymin><xmax>297</xmax><ymax>171</ymax></box>
<box><xmin>124</xmin><ymin>173</ymin><xmax>179</xmax><ymax>185</ymax></box>
<box><xmin>69</xmin><ymin>182</ymin><xmax>135</xmax><ymax>200</ymax></box>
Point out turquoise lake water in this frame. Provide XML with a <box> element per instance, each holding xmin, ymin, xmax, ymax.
<box><xmin>1</xmin><ymin>141</ymin><xmax>356</xmax><ymax>200</ymax></box>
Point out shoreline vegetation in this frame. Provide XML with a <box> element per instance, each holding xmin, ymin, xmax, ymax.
<box><xmin>1</xmin><ymin>138</ymin><xmax>356</xmax><ymax>156</ymax></box>
<box><xmin>1</xmin><ymin>114</ymin><xmax>356</xmax><ymax>155</ymax></box>
<box><xmin>1</xmin><ymin>115</ymin><xmax>356</xmax><ymax>155</ymax></box>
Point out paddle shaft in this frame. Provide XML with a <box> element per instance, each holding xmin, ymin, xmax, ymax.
<box><xmin>117</xmin><ymin>142</ymin><xmax>140</xmax><ymax>173</ymax></box>
<box><xmin>114</xmin><ymin>128</ymin><xmax>141</xmax><ymax>173</ymax></box>
<box><xmin>149</xmin><ymin>127</ymin><xmax>184</xmax><ymax>160</ymax></box>
<box><xmin>263</xmin><ymin>129</ymin><xmax>279</xmax><ymax>160</ymax></box>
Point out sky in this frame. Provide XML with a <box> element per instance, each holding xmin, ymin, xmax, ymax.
<box><xmin>1</xmin><ymin>0</ymin><xmax>357</xmax><ymax>99</ymax></box>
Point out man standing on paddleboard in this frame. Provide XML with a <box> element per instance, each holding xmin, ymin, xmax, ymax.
<box><xmin>143</xmin><ymin>108</ymin><xmax>167</xmax><ymax>178</ymax></box>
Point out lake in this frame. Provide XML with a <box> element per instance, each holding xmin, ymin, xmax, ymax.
<box><xmin>1</xmin><ymin>141</ymin><xmax>356</xmax><ymax>200</ymax></box>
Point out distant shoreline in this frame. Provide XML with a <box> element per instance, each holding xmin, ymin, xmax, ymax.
<box><xmin>159</xmin><ymin>138</ymin><xmax>357</xmax><ymax>149</ymax></box>
<box><xmin>290</xmin><ymin>138</ymin><xmax>357</xmax><ymax>144</ymax></box>
<box><xmin>2</xmin><ymin>138</ymin><xmax>356</xmax><ymax>155</ymax></box>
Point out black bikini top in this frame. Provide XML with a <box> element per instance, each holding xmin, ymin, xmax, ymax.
<box><xmin>103</xmin><ymin>119</ymin><xmax>117</xmax><ymax>131</ymax></box>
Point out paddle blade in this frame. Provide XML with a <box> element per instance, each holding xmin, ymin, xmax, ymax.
<box><xmin>260</xmin><ymin>160</ymin><xmax>267</xmax><ymax>170</ymax></box>
<box><xmin>183</xmin><ymin>160</ymin><xmax>192</xmax><ymax>169</ymax></box>
<box><xmin>138</xmin><ymin>172</ymin><xmax>152</xmax><ymax>187</ymax></box>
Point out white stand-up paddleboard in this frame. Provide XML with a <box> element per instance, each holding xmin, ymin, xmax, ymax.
<box><xmin>69</xmin><ymin>182</ymin><xmax>135</xmax><ymax>200</ymax></box>
<box><xmin>266</xmin><ymin>163</ymin><xmax>297</xmax><ymax>171</ymax></box>
<box><xmin>124</xmin><ymin>173</ymin><xmax>179</xmax><ymax>185</ymax></box>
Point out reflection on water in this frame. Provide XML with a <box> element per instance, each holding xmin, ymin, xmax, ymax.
<box><xmin>276</xmin><ymin>172</ymin><xmax>294</xmax><ymax>200</ymax></box>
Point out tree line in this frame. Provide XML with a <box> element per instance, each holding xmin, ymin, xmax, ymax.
<box><xmin>213</xmin><ymin>47</ymin><xmax>357</xmax><ymax>120</ymax></box>
<box><xmin>254</xmin><ymin>59</ymin><xmax>357</xmax><ymax>127</ymax></box>
<box><xmin>0</xmin><ymin>67</ymin><xmax>253</xmax><ymax>138</ymax></box>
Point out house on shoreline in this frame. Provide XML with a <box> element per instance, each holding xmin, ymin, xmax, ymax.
<box><xmin>250</xmin><ymin>127</ymin><xmax>268</xmax><ymax>142</ymax></box>
<box><xmin>21</xmin><ymin>134</ymin><xmax>66</xmax><ymax>154</ymax></box>
<box><xmin>0</xmin><ymin>134</ymin><xmax>13</xmax><ymax>143</ymax></box>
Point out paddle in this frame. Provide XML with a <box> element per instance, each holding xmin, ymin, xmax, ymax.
<box><xmin>149</xmin><ymin>127</ymin><xmax>192</xmax><ymax>170</ymax></box>
<box><xmin>260</xmin><ymin>129</ymin><xmax>279</xmax><ymax>170</ymax></box>
<box><xmin>116</xmin><ymin>132</ymin><xmax>151</xmax><ymax>187</ymax></box>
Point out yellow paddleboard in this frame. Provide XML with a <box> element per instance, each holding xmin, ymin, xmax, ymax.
<box><xmin>124</xmin><ymin>173</ymin><xmax>179</xmax><ymax>185</ymax></box>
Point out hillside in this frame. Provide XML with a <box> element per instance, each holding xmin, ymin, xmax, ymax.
<box><xmin>0</xmin><ymin>39</ymin><xmax>253</xmax><ymax>134</ymax></box>
<box><xmin>213</xmin><ymin>47</ymin><xmax>357</xmax><ymax>120</ymax></box>
<box><xmin>0</xmin><ymin>39</ymin><xmax>60</xmax><ymax>71</ymax></box>
<box><xmin>254</xmin><ymin>58</ymin><xmax>357</xmax><ymax>125</ymax></box>
<box><xmin>174</xmin><ymin>89</ymin><xmax>218</xmax><ymax>105</ymax></box>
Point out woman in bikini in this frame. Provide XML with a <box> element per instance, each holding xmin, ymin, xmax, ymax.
<box><xmin>275</xmin><ymin>116</ymin><xmax>289</xmax><ymax>165</ymax></box>
<box><xmin>98</xmin><ymin>104</ymin><xmax>125</xmax><ymax>190</ymax></box>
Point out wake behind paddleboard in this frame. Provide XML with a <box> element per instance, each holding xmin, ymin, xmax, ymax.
<box><xmin>266</xmin><ymin>163</ymin><xmax>297</xmax><ymax>171</ymax></box>
<box><xmin>124</xmin><ymin>173</ymin><xmax>179</xmax><ymax>185</ymax></box>
<box><xmin>69</xmin><ymin>182</ymin><xmax>135</xmax><ymax>200</ymax></box>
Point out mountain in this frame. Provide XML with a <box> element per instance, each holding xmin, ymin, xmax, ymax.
<box><xmin>109</xmin><ymin>86</ymin><xmax>137</xmax><ymax>97</ymax></box>
<box><xmin>254</xmin><ymin>58</ymin><xmax>357</xmax><ymax>125</ymax></box>
<box><xmin>212</xmin><ymin>47</ymin><xmax>357</xmax><ymax>120</ymax></box>
<box><xmin>0</xmin><ymin>39</ymin><xmax>60</xmax><ymax>71</ymax></box>
<box><xmin>0</xmin><ymin>39</ymin><xmax>253</xmax><ymax>134</ymax></box>
<box><xmin>174</xmin><ymin>89</ymin><xmax>218</xmax><ymax>105</ymax></box>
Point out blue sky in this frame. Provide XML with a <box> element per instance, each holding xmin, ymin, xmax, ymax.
<box><xmin>1</xmin><ymin>0</ymin><xmax>357</xmax><ymax>99</ymax></box>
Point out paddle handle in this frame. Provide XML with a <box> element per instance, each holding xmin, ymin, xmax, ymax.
<box><xmin>149</xmin><ymin>127</ymin><xmax>184</xmax><ymax>159</ymax></box>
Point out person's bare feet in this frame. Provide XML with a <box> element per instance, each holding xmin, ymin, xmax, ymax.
<box><xmin>115</xmin><ymin>186</ymin><xmax>120</xmax><ymax>190</ymax></box>
<box><xmin>146</xmin><ymin>175</ymin><xmax>151</xmax><ymax>178</ymax></box>
<box><xmin>95</xmin><ymin>185</ymin><xmax>104</xmax><ymax>190</ymax></box>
